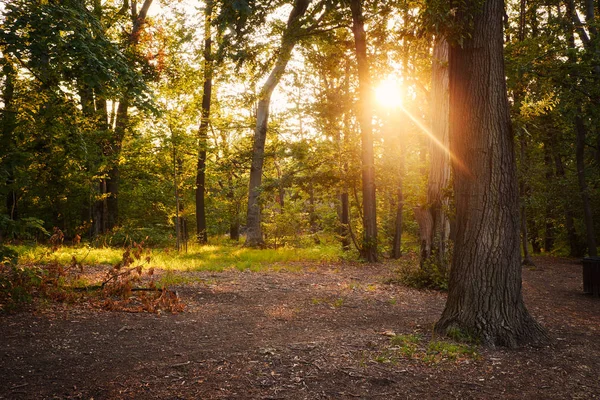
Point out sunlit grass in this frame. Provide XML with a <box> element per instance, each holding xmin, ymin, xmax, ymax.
<box><xmin>10</xmin><ymin>241</ymin><xmax>342</xmax><ymax>273</ymax></box>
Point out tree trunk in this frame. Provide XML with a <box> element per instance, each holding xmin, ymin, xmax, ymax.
<box><xmin>196</xmin><ymin>0</ymin><xmax>213</xmax><ymax>244</ymax></box>
<box><xmin>543</xmin><ymin>147</ymin><xmax>555</xmax><ymax>252</ymax></box>
<box><xmin>419</xmin><ymin>35</ymin><xmax>451</xmax><ymax>268</ymax></box>
<box><xmin>575</xmin><ymin>114</ymin><xmax>598</xmax><ymax>256</ymax></box>
<box><xmin>435</xmin><ymin>0</ymin><xmax>547</xmax><ymax>347</ymax></box>
<box><xmin>339</xmin><ymin>192</ymin><xmax>350</xmax><ymax>251</ymax></box>
<box><xmin>2</xmin><ymin>61</ymin><xmax>18</xmax><ymax>221</ymax></box>
<box><xmin>245</xmin><ymin>0</ymin><xmax>311</xmax><ymax>247</ymax></box>
<box><xmin>552</xmin><ymin>151</ymin><xmax>584</xmax><ymax>257</ymax></box>
<box><xmin>100</xmin><ymin>0</ymin><xmax>153</xmax><ymax>233</ymax></box>
<box><xmin>391</xmin><ymin>186</ymin><xmax>404</xmax><ymax>259</ymax></box>
<box><xmin>519</xmin><ymin>136</ymin><xmax>535</xmax><ymax>265</ymax></box>
<box><xmin>349</xmin><ymin>0</ymin><xmax>377</xmax><ymax>262</ymax></box>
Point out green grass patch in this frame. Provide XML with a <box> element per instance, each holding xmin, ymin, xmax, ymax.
<box><xmin>9</xmin><ymin>242</ymin><xmax>341</xmax><ymax>273</ymax></box>
<box><xmin>374</xmin><ymin>333</ymin><xmax>480</xmax><ymax>365</ymax></box>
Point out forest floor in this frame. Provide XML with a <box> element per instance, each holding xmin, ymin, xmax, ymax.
<box><xmin>1</xmin><ymin>256</ymin><xmax>599</xmax><ymax>399</ymax></box>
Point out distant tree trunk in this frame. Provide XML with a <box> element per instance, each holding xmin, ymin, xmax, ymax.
<box><xmin>196</xmin><ymin>0</ymin><xmax>213</xmax><ymax>244</ymax></box>
<box><xmin>418</xmin><ymin>35</ymin><xmax>451</xmax><ymax>268</ymax></box>
<box><xmin>339</xmin><ymin>192</ymin><xmax>350</xmax><ymax>250</ymax></box>
<box><xmin>245</xmin><ymin>0</ymin><xmax>311</xmax><ymax>247</ymax></box>
<box><xmin>515</xmin><ymin>0</ymin><xmax>535</xmax><ymax>266</ymax></box>
<box><xmin>575</xmin><ymin>115</ymin><xmax>598</xmax><ymax>256</ymax></box>
<box><xmin>519</xmin><ymin>135</ymin><xmax>535</xmax><ymax>265</ymax></box>
<box><xmin>391</xmin><ymin>186</ymin><xmax>404</xmax><ymax>259</ymax></box>
<box><xmin>435</xmin><ymin>0</ymin><xmax>546</xmax><ymax>347</ymax></box>
<box><xmin>552</xmin><ymin>150</ymin><xmax>584</xmax><ymax>257</ymax></box>
<box><xmin>543</xmin><ymin>147</ymin><xmax>555</xmax><ymax>252</ymax></box>
<box><xmin>101</xmin><ymin>0</ymin><xmax>153</xmax><ymax>232</ymax></box>
<box><xmin>2</xmin><ymin>60</ymin><xmax>18</xmax><ymax>221</ymax></box>
<box><xmin>349</xmin><ymin>0</ymin><xmax>377</xmax><ymax>262</ymax></box>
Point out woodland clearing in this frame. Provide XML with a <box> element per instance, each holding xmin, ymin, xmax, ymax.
<box><xmin>0</xmin><ymin>256</ymin><xmax>599</xmax><ymax>399</ymax></box>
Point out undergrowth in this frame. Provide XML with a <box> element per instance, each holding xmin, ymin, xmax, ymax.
<box><xmin>387</xmin><ymin>251</ymin><xmax>449</xmax><ymax>291</ymax></box>
<box><xmin>0</xmin><ymin>240</ymin><xmax>184</xmax><ymax>314</ymax></box>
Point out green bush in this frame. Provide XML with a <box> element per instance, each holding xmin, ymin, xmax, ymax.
<box><xmin>390</xmin><ymin>251</ymin><xmax>449</xmax><ymax>291</ymax></box>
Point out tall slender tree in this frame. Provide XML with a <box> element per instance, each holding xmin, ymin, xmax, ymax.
<box><xmin>196</xmin><ymin>0</ymin><xmax>214</xmax><ymax>244</ymax></box>
<box><xmin>245</xmin><ymin>0</ymin><xmax>312</xmax><ymax>247</ymax></box>
<box><xmin>348</xmin><ymin>0</ymin><xmax>377</xmax><ymax>262</ymax></box>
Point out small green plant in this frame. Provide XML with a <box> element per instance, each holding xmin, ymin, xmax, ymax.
<box><xmin>332</xmin><ymin>297</ymin><xmax>344</xmax><ymax>308</ymax></box>
<box><xmin>446</xmin><ymin>326</ymin><xmax>479</xmax><ymax>344</ymax></box>
<box><xmin>372</xmin><ymin>333</ymin><xmax>479</xmax><ymax>365</ymax></box>
<box><xmin>425</xmin><ymin>340</ymin><xmax>479</xmax><ymax>362</ymax></box>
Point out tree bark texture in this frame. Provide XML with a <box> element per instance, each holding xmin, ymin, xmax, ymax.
<box><xmin>349</xmin><ymin>0</ymin><xmax>377</xmax><ymax>262</ymax></box>
<box><xmin>419</xmin><ymin>36</ymin><xmax>451</xmax><ymax>268</ymax></box>
<box><xmin>245</xmin><ymin>0</ymin><xmax>311</xmax><ymax>247</ymax></box>
<box><xmin>435</xmin><ymin>0</ymin><xmax>547</xmax><ymax>347</ymax></box>
<box><xmin>196</xmin><ymin>0</ymin><xmax>213</xmax><ymax>244</ymax></box>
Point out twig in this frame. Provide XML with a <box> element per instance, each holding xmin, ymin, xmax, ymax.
<box><xmin>10</xmin><ymin>383</ymin><xmax>28</xmax><ymax>390</ymax></box>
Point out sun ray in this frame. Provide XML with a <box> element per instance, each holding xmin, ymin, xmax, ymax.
<box><xmin>399</xmin><ymin>106</ymin><xmax>472</xmax><ymax>178</ymax></box>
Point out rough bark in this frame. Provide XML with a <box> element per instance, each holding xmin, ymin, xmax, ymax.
<box><xmin>419</xmin><ymin>36</ymin><xmax>451</xmax><ymax>268</ymax></box>
<box><xmin>245</xmin><ymin>0</ymin><xmax>311</xmax><ymax>247</ymax></box>
<box><xmin>349</xmin><ymin>0</ymin><xmax>377</xmax><ymax>262</ymax></box>
<box><xmin>434</xmin><ymin>0</ymin><xmax>547</xmax><ymax>347</ymax></box>
<box><xmin>196</xmin><ymin>0</ymin><xmax>213</xmax><ymax>244</ymax></box>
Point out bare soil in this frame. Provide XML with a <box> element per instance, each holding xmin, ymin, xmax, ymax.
<box><xmin>1</xmin><ymin>256</ymin><xmax>599</xmax><ymax>399</ymax></box>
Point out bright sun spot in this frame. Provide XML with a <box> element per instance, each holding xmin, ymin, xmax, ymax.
<box><xmin>375</xmin><ymin>76</ymin><xmax>403</xmax><ymax>108</ymax></box>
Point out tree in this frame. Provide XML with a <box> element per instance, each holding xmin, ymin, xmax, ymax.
<box><xmin>348</xmin><ymin>0</ymin><xmax>377</xmax><ymax>262</ymax></box>
<box><xmin>245</xmin><ymin>0</ymin><xmax>313</xmax><ymax>247</ymax></box>
<box><xmin>434</xmin><ymin>0</ymin><xmax>547</xmax><ymax>347</ymax></box>
<box><xmin>196</xmin><ymin>0</ymin><xmax>214</xmax><ymax>244</ymax></box>
<box><xmin>415</xmin><ymin>35</ymin><xmax>450</xmax><ymax>269</ymax></box>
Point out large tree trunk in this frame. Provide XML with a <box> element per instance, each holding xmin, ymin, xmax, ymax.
<box><xmin>434</xmin><ymin>0</ymin><xmax>546</xmax><ymax>347</ymax></box>
<box><xmin>196</xmin><ymin>0</ymin><xmax>213</xmax><ymax>244</ymax></box>
<box><xmin>418</xmin><ymin>36</ymin><xmax>451</xmax><ymax>268</ymax></box>
<box><xmin>245</xmin><ymin>0</ymin><xmax>311</xmax><ymax>247</ymax></box>
<box><xmin>349</xmin><ymin>0</ymin><xmax>377</xmax><ymax>262</ymax></box>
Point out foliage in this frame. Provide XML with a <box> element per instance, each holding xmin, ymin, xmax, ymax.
<box><xmin>0</xmin><ymin>215</ymin><xmax>49</xmax><ymax>241</ymax></box>
<box><xmin>388</xmin><ymin>251</ymin><xmax>449</xmax><ymax>291</ymax></box>
<box><xmin>0</xmin><ymin>242</ymin><xmax>184</xmax><ymax>313</ymax></box>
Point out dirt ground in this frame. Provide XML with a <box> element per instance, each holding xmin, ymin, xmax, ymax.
<box><xmin>1</xmin><ymin>256</ymin><xmax>599</xmax><ymax>399</ymax></box>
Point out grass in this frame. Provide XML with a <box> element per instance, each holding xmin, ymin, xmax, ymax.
<box><xmin>10</xmin><ymin>241</ymin><xmax>342</xmax><ymax>273</ymax></box>
<box><xmin>373</xmin><ymin>333</ymin><xmax>480</xmax><ymax>365</ymax></box>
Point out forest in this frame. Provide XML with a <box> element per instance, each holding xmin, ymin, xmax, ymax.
<box><xmin>1</xmin><ymin>0</ymin><xmax>600</xmax><ymax>398</ymax></box>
